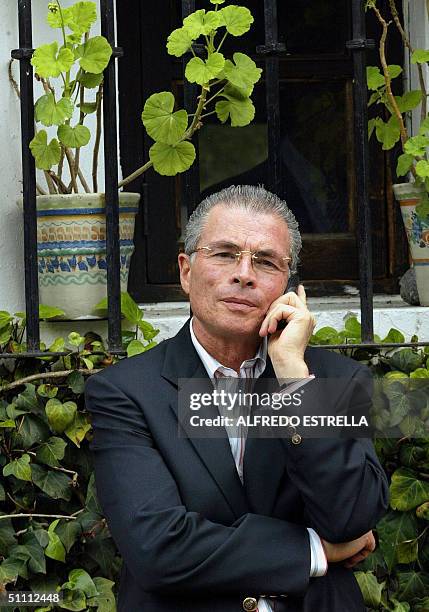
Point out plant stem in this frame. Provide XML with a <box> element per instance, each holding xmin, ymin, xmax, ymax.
<box><xmin>0</xmin><ymin>369</ymin><xmax>102</xmax><ymax>393</ymax></box>
<box><xmin>119</xmin><ymin>85</ymin><xmax>209</xmax><ymax>189</ymax></box>
<box><xmin>36</xmin><ymin>183</ymin><xmax>47</xmax><ymax>196</ymax></box>
<box><xmin>92</xmin><ymin>85</ymin><xmax>103</xmax><ymax>192</ymax></box>
<box><xmin>58</xmin><ymin>147</ymin><xmax>65</xmax><ymax>182</ymax></box>
<box><xmin>217</xmin><ymin>31</ymin><xmax>228</xmax><ymax>53</ymax></box>
<box><xmin>48</xmin><ymin>170</ymin><xmax>69</xmax><ymax>194</ymax></box>
<box><xmin>372</xmin><ymin>6</ymin><xmax>415</xmax><ymax>175</ymax></box>
<box><xmin>0</xmin><ymin>512</ymin><xmax>77</xmax><ymax>521</ymax></box>
<box><xmin>200</xmin><ymin>110</ymin><xmax>217</xmax><ymax>119</ymax></box>
<box><xmin>43</xmin><ymin>171</ymin><xmax>57</xmax><ymax>194</ymax></box>
<box><xmin>205</xmin><ymin>85</ymin><xmax>225</xmax><ymax>107</ymax></box>
<box><xmin>388</xmin><ymin>0</ymin><xmax>427</xmax><ymax>121</ymax></box>
<box><xmin>118</xmin><ymin>160</ymin><xmax>153</xmax><ymax>189</ymax></box>
<box><xmin>65</xmin><ymin>147</ymin><xmax>79</xmax><ymax>193</ymax></box>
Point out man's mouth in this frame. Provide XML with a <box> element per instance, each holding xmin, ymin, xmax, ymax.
<box><xmin>221</xmin><ymin>298</ymin><xmax>257</xmax><ymax>309</ymax></box>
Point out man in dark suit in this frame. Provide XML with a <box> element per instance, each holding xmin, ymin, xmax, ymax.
<box><xmin>84</xmin><ymin>185</ymin><xmax>389</xmax><ymax>611</ymax></box>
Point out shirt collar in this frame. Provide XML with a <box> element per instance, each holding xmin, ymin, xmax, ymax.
<box><xmin>189</xmin><ymin>316</ymin><xmax>267</xmax><ymax>379</ymax></box>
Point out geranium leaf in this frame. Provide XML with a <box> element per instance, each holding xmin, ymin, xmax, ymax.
<box><xmin>35</xmin><ymin>93</ymin><xmax>74</xmax><ymax>127</ymax></box>
<box><xmin>68</xmin><ymin>1</ymin><xmax>97</xmax><ymax>35</ymax></box>
<box><xmin>215</xmin><ymin>91</ymin><xmax>255</xmax><ymax>127</ymax></box>
<box><xmin>29</xmin><ymin>131</ymin><xmax>61</xmax><ymax>170</ymax></box>
<box><xmin>167</xmin><ymin>27</ymin><xmax>194</xmax><ymax>57</ymax></box>
<box><xmin>79</xmin><ymin>71</ymin><xmax>103</xmax><ymax>88</ymax></box>
<box><xmin>219</xmin><ymin>5</ymin><xmax>254</xmax><ymax>36</ymax></box>
<box><xmin>412</xmin><ymin>49</ymin><xmax>429</xmax><ymax>64</ymax></box>
<box><xmin>149</xmin><ymin>141</ymin><xmax>196</xmax><ymax>176</ymax></box>
<box><xmin>396</xmin><ymin>153</ymin><xmax>414</xmax><ymax>177</ymax></box>
<box><xmin>31</xmin><ymin>42</ymin><xmax>74</xmax><ymax>78</ymax></box>
<box><xmin>47</xmin><ymin>5</ymin><xmax>72</xmax><ymax>29</ymax></box>
<box><xmin>183</xmin><ymin>9</ymin><xmax>220</xmax><ymax>37</ymax></box>
<box><xmin>142</xmin><ymin>92</ymin><xmax>188</xmax><ymax>145</ymax></box>
<box><xmin>58</xmin><ymin>124</ymin><xmax>91</xmax><ymax>148</ymax></box>
<box><xmin>224</xmin><ymin>52</ymin><xmax>262</xmax><ymax>92</ymax></box>
<box><xmin>77</xmin><ymin>36</ymin><xmax>112</xmax><ymax>74</ymax></box>
<box><xmin>366</xmin><ymin>66</ymin><xmax>385</xmax><ymax>90</ymax></box>
<box><xmin>185</xmin><ymin>52</ymin><xmax>225</xmax><ymax>85</ymax></box>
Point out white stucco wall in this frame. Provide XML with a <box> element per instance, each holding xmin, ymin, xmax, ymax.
<box><xmin>0</xmin><ymin>2</ymin><xmax>428</xmax><ymax>347</ymax></box>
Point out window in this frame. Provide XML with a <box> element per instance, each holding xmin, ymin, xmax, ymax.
<box><xmin>117</xmin><ymin>0</ymin><xmax>408</xmax><ymax>302</ymax></box>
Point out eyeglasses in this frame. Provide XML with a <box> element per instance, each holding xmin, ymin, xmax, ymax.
<box><xmin>189</xmin><ymin>243</ymin><xmax>291</xmax><ymax>274</ymax></box>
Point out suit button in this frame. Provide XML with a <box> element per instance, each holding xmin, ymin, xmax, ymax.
<box><xmin>291</xmin><ymin>432</ymin><xmax>302</xmax><ymax>444</ymax></box>
<box><xmin>242</xmin><ymin>596</ymin><xmax>258</xmax><ymax>611</ymax></box>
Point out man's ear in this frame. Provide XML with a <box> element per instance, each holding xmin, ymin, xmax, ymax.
<box><xmin>178</xmin><ymin>253</ymin><xmax>191</xmax><ymax>295</ymax></box>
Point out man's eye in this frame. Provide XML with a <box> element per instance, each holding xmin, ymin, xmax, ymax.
<box><xmin>213</xmin><ymin>251</ymin><xmax>235</xmax><ymax>259</ymax></box>
<box><xmin>258</xmin><ymin>258</ymin><xmax>277</xmax><ymax>268</ymax></box>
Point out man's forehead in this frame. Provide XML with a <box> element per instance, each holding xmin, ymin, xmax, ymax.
<box><xmin>201</xmin><ymin>204</ymin><xmax>290</xmax><ymax>246</ymax></box>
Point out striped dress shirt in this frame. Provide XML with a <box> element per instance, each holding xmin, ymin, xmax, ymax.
<box><xmin>189</xmin><ymin>319</ymin><xmax>327</xmax><ymax>611</ymax></box>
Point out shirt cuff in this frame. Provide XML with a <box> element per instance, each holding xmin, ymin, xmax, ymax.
<box><xmin>307</xmin><ymin>527</ymin><xmax>328</xmax><ymax>577</ymax></box>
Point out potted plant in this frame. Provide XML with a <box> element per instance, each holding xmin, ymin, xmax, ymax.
<box><xmin>366</xmin><ymin>0</ymin><xmax>429</xmax><ymax>306</ymax></box>
<box><xmin>14</xmin><ymin>0</ymin><xmax>262</xmax><ymax>319</ymax></box>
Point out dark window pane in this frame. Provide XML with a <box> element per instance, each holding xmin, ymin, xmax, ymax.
<box><xmin>279</xmin><ymin>80</ymin><xmax>353</xmax><ymax>233</ymax></box>
<box><xmin>278</xmin><ymin>1</ymin><xmax>349</xmax><ymax>55</ymax></box>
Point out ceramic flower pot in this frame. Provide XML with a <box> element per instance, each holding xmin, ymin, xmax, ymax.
<box><xmin>35</xmin><ymin>192</ymin><xmax>140</xmax><ymax>319</ymax></box>
<box><xmin>393</xmin><ymin>183</ymin><xmax>429</xmax><ymax>306</ymax></box>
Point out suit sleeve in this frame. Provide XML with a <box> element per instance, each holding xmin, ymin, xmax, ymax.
<box><xmin>84</xmin><ymin>372</ymin><xmax>311</xmax><ymax>596</ymax></box>
<box><xmin>281</xmin><ymin>365</ymin><xmax>389</xmax><ymax>543</ymax></box>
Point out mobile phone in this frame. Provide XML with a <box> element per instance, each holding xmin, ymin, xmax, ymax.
<box><xmin>277</xmin><ymin>272</ymin><xmax>300</xmax><ymax>330</ymax></box>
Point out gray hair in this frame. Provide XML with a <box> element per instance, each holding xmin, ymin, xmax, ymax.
<box><xmin>184</xmin><ymin>185</ymin><xmax>302</xmax><ymax>273</ymax></box>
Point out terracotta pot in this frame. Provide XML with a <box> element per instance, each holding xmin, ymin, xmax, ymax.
<box><xmin>393</xmin><ymin>183</ymin><xmax>429</xmax><ymax>306</ymax></box>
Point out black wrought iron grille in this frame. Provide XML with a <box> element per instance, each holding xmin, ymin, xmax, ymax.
<box><xmin>8</xmin><ymin>0</ymin><xmax>429</xmax><ymax>360</ymax></box>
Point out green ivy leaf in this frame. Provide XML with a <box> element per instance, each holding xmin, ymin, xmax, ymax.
<box><xmin>396</xmin><ymin>538</ymin><xmax>419</xmax><ymax>564</ymax></box>
<box><xmin>65</xmin><ymin>412</ymin><xmax>91</xmax><ymax>447</ymax></box>
<box><xmin>185</xmin><ymin>52</ymin><xmax>225</xmax><ymax>85</ymax></box>
<box><xmin>36</xmin><ymin>436</ymin><xmax>67</xmax><ymax>468</ymax></box>
<box><xmin>366</xmin><ymin>66</ymin><xmax>386</xmax><ymax>90</ymax></box>
<box><xmin>21</xmin><ymin>532</ymin><xmax>46</xmax><ymax>574</ymax></box>
<box><xmin>377</xmin><ymin>510</ymin><xmax>419</xmax><ymax>572</ymax></box>
<box><xmin>396</xmin><ymin>153</ymin><xmax>414</xmax><ymax>177</ymax></box>
<box><xmin>397</xmin><ymin>572</ymin><xmax>429</xmax><ymax>601</ymax></box>
<box><xmin>29</xmin><ymin>131</ymin><xmax>61</xmax><ymax>171</ymax></box>
<box><xmin>32</xmin><ymin>464</ymin><xmax>72</xmax><ymax>501</ymax></box>
<box><xmin>395</xmin><ymin>90</ymin><xmax>423</xmax><ymax>113</ymax></box>
<box><xmin>183</xmin><ymin>9</ymin><xmax>220</xmax><ymax>37</ymax></box>
<box><xmin>67</xmin><ymin>371</ymin><xmax>85</xmax><ymax>395</ymax></box>
<box><xmin>39</xmin><ymin>304</ymin><xmax>66</xmax><ymax>319</ymax></box>
<box><xmin>59</xmin><ymin>588</ymin><xmax>87</xmax><ymax>610</ymax></box>
<box><xmin>167</xmin><ymin>27</ymin><xmax>194</xmax><ymax>57</ymax></box>
<box><xmin>412</xmin><ymin>49</ymin><xmax>429</xmax><ymax>64</ymax></box>
<box><xmin>68</xmin><ymin>1</ymin><xmax>97</xmax><ymax>35</ymax></box>
<box><xmin>127</xmin><ymin>339</ymin><xmax>147</xmax><ymax>357</ymax></box>
<box><xmin>58</xmin><ymin>124</ymin><xmax>91</xmax><ymax>148</ymax></box>
<box><xmin>62</xmin><ymin>568</ymin><xmax>98</xmax><ymax>598</ymax></box>
<box><xmin>31</xmin><ymin>42</ymin><xmax>74</xmax><ymax>78</ymax></box>
<box><xmin>79</xmin><ymin>71</ymin><xmax>103</xmax><ymax>88</ymax></box>
<box><xmin>142</xmin><ymin>92</ymin><xmax>188</xmax><ymax>145</ymax></box>
<box><xmin>86</xmin><ymin>577</ymin><xmax>116</xmax><ymax>611</ymax></box>
<box><xmin>56</xmin><ymin>520</ymin><xmax>82</xmax><ymax>554</ymax></box>
<box><xmin>354</xmin><ymin>571</ymin><xmax>384</xmax><ymax>607</ymax></box>
<box><xmin>3</xmin><ymin>454</ymin><xmax>32</xmax><ymax>481</ymax></box>
<box><xmin>216</xmin><ymin>94</ymin><xmax>255</xmax><ymax>126</ymax></box>
<box><xmin>224</xmin><ymin>53</ymin><xmax>262</xmax><ymax>93</ymax></box>
<box><xmin>68</xmin><ymin>332</ymin><xmax>86</xmax><ymax>347</ymax></box>
<box><xmin>45</xmin><ymin>519</ymin><xmax>66</xmax><ymax>562</ymax></box>
<box><xmin>219</xmin><ymin>5</ymin><xmax>254</xmax><ymax>36</ymax></box>
<box><xmin>77</xmin><ymin>36</ymin><xmax>112</xmax><ymax>74</ymax></box>
<box><xmin>390</xmin><ymin>468</ymin><xmax>429</xmax><ymax>511</ymax></box>
<box><xmin>149</xmin><ymin>140</ymin><xmax>196</xmax><ymax>176</ymax></box>
<box><xmin>35</xmin><ymin>93</ymin><xmax>74</xmax><ymax>127</ymax></box>
<box><xmin>416</xmin><ymin>501</ymin><xmax>429</xmax><ymax>520</ymax></box>
<box><xmin>120</xmin><ymin>292</ymin><xmax>142</xmax><ymax>325</ymax></box>
<box><xmin>45</xmin><ymin>399</ymin><xmax>77</xmax><ymax>433</ymax></box>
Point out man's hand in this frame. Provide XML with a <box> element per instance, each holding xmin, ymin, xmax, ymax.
<box><xmin>259</xmin><ymin>284</ymin><xmax>316</xmax><ymax>379</ymax></box>
<box><xmin>321</xmin><ymin>531</ymin><xmax>376</xmax><ymax>568</ymax></box>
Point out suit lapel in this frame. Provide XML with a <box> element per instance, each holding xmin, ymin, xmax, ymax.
<box><xmin>161</xmin><ymin>319</ymin><xmax>248</xmax><ymax>519</ymax></box>
<box><xmin>242</xmin><ymin>356</ymin><xmax>286</xmax><ymax>515</ymax></box>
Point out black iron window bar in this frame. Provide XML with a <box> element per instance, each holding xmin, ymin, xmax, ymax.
<box><xmin>6</xmin><ymin>0</ymin><xmax>428</xmax><ymax>363</ymax></box>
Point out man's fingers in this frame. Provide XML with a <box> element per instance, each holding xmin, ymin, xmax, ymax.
<box><xmin>259</xmin><ymin>304</ymin><xmax>297</xmax><ymax>336</ymax></box>
<box><xmin>297</xmin><ymin>284</ymin><xmax>307</xmax><ymax>305</ymax></box>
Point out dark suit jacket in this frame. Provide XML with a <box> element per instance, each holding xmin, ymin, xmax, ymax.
<box><xmin>84</xmin><ymin>319</ymin><xmax>389</xmax><ymax>612</ymax></box>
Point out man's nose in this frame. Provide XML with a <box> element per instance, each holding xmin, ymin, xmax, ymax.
<box><xmin>232</xmin><ymin>253</ymin><xmax>257</xmax><ymax>287</ymax></box>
